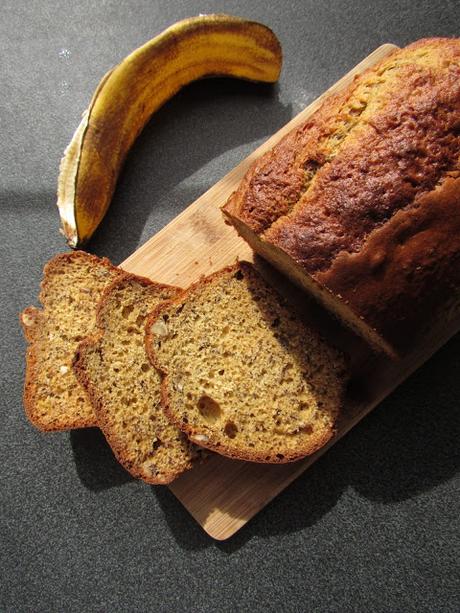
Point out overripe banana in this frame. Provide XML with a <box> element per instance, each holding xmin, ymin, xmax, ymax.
<box><xmin>57</xmin><ymin>14</ymin><xmax>282</xmax><ymax>247</ymax></box>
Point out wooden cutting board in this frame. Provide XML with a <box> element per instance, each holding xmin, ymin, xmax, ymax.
<box><xmin>121</xmin><ymin>43</ymin><xmax>460</xmax><ymax>540</ymax></box>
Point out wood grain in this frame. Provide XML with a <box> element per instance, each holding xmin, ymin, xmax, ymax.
<box><xmin>120</xmin><ymin>43</ymin><xmax>460</xmax><ymax>540</ymax></box>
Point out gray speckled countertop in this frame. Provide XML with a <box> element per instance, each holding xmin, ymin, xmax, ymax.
<box><xmin>1</xmin><ymin>1</ymin><xmax>459</xmax><ymax>611</ymax></box>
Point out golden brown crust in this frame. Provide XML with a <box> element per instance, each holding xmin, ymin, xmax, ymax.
<box><xmin>223</xmin><ymin>38</ymin><xmax>460</xmax><ymax>356</ymax></box>
<box><xmin>73</xmin><ymin>272</ymin><xmax>193</xmax><ymax>485</ymax></box>
<box><xmin>224</xmin><ymin>83</ymin><xmax>354</xmax><ymax>234</ymax></box>
<box><xmin>38</xmin><ymin>251</ymin><xmax>118</xmax><ymax>297</ymax></box>
<box><xmin>146</xmin><ymin>262</ymin><xmax>345</xmax><ymax>463</ymax></box>
<box><xmin>20</xmin><ymin>251</ymin><xmax>121</xmax><ymax>431</ymax></box>
<box><xmin>317</xmin><ymin>175</ymin><xmax>460</xmax><ymax>352</ymax></box>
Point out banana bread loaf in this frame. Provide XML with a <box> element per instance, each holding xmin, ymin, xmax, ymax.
<box><xmin>223</xmin><ymin>38</ymin><xmax>460</xmax><ymax>357</ymax></box>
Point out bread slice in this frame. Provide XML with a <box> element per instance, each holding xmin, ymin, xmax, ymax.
<box><xmin>20</xmin><ymin>251</ymin><xmax>121</xmax><ymax>431</ymax></box>
<box><xmin>73</xmin><ymin>273</ymin><xmax>197</xmax><ymax>484</ymax></box>
<box><xmin>146</xmin><ymin>262</ymin><xmax>346</xmax><ymax>463</ymax></box>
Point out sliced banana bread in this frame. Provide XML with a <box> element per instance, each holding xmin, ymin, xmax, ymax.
<box><xmin>146</xmin><ymin>262</ymin><xmax>346</xmax><ymax>463</ymax></box>
<box><xmin>20</xmin><ymin>251</ymin><xmax>121</xmax><ymax>431</ymax></box>
<box><xmin>73</xmin><ymin>273</ymin><xmax>197</xmax><ymax>484</ymax></box>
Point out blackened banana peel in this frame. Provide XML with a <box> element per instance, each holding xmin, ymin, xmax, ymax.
<box><xmin>57</xmin><ymin>14</ymin><xmax>282</xmax><ymax>247</ymax></box>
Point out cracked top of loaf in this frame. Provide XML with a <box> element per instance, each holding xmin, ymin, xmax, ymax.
<box><xmin>226</xmin><ymin>38</ymin><xmax>460</xmax><ymax>273</ymax></box>
<box><xmin>223</xmin><ymin>38</ymin><xmax>460</xmax><ymax>355</ymax></box>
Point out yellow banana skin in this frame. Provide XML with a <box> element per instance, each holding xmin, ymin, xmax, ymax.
<box><xmin>57</xmin><ymin>14</ymin><xmax>282</xmax><ymax>247</ymax></box>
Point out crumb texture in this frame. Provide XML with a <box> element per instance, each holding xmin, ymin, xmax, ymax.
<box><xmin>74</xmin><ymin>274</ymin><xmax>196</xmax><ymax>484</ymax></box>
<box><xmin>148</xmin><ymin>263</ymin><xmax>345</xmax><ymax>463</ymax></box>
<box><xmin>20</xmin><ymin>251</ymin><xmax>120</xmax><ymax>431</ymax></box>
